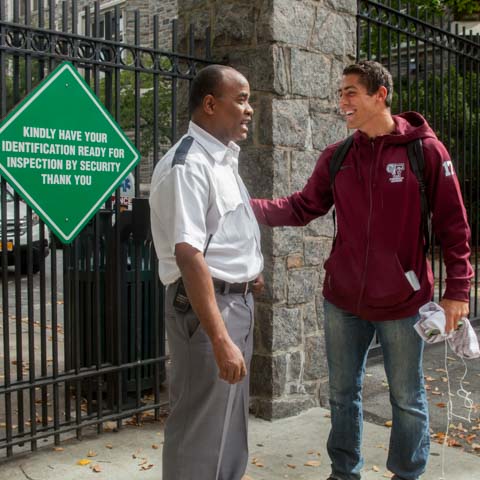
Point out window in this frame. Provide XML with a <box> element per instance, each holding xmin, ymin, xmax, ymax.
<box><xmin>78</xmin><ymin>1</ymin><xmax>125</xmax><ymax>42</ymax></box>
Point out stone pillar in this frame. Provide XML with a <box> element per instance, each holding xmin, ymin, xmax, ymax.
<box><xmin>177</xmin><ymin>0</ymin><xmax>357</xmax><ymax>419</ymax></box>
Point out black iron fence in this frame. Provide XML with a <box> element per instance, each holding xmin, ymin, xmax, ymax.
<box><xmin>357</xmin><ymin>0</ymin><xmax>480</xmax><ymax>322</ymax></box>
<box><xmin>0</xmin><ymin>0</ymin><xmax>211</xmax><ymax>458</ymax></box>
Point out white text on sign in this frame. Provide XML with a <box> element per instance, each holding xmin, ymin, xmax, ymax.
<box><xmin>23</xmin><ymin>126</ymin><xmax>108</xmax><ymax>144</ymax></box>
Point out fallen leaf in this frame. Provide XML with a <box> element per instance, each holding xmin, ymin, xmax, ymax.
<box><xmin>448</xmin><ymin>438</ymin><xmax>462</xmax><ymax>447</ymax></box>
<box><xmin>304</xmin><ymin>460</ymin><xmax>321</xmax><ymax>467</ymax></box>
<box><xmin>464</xmin><ymin>434</ymin><xmax>477</xmax><ymax>445</ymax></box>
<box><xmin>91</xmin><ymin>464</ymin><xmax>102</xmax><ymax>473</ymax></box>
<box><xmin>53</xmin><ymin>447</ymin><xmax>64</xmax><ymax>452</ymax></box>
<box><xmin>103</xmin><ymin>421</ymin><xmax>117</xmax><ymax>431</ymax></box>
<box><xmin>152</xmin><ymin>444</ymin><xmax>159</xmax><ymax>449</ymax></box>
<box><xmin>384</xmin><ymin>420</ymin><xmax>393</xmax><ymax>428</ymax></box>
<box><xmin>77</xmin><ymin>459</ymin><xmax>92</xmax><ymax>466</ymax></box>
<box><xmin>436</xmin><ymin>402</ymin><xmax>447</xmax><ymax>408</ymax></box>
<box><xmin>126</xmin><ymin>416</ymin><xmax>140</xmax><ymax>426</ymax></box>
<box><xmin>87</xmin><ymin>450</ymin><xmax>97</xmax><ymax>457</ymax></box>
<box><xmin>372</xmin><ymin>465</ymin><xmax>380</xmax><ymax>472</ymax></box>
<box><xmin>383</xmin><ymin>471</ymin><xmax>394</xmax><ymax>478</ymax></box>
<box><xmin>472</xmin><ymin>443</ymin><xmax>480</xmax><ymax>451</ymax></box>
<box><xmin>132</xmin><ymin>449</ymin><xmax>142</xmax><ymax>459</ymax></box>
<box><xmin>425</xmin><ymin>375</ymin><xmax>436</xmax><ymax>382</ymax></box>
<box><xmin>455</xmin><ymin>423</ymin><xmax>467</xmax><ymax>432</ymax></box>
<box><xmin>140</xmin><ymin>464</ymin><xmax>154</xmax><ymax>471</ymax></box>
<box><xmin>286</xmin><ymin>463</ymin><xmax>296</xmax><ymax>468</ymax></box>
<box><xmin>306</xmin><ymin>450</ymin><xmax>315</xmax><ymax>454</ymax></box>
<box><xmin>105</xmin><ymin>444</ymin><xmax>113</xmax><ymax>449</ymax></box>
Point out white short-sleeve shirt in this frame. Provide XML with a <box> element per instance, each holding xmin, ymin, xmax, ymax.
<box><xmin>149</xmin><ymin>121</ymin><xmax>264</xmax><ymax>285</ymax></box>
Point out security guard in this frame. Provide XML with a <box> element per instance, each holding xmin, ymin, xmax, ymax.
<box><xmin>149</xmin><ymin>65</ymin><xmax>264</xmax><ymax>480</ymax></box>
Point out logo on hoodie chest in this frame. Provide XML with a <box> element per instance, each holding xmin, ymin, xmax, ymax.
<box><xmin>386</xmin><ymin>163</ymin><xmax>405</xmax><ymax>183</ymax></box>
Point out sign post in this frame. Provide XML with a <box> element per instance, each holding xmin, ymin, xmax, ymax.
<box><xmin>0</xmin><ymin>62</ymin><xmax>141</xmax><ymax>244</ymax></box>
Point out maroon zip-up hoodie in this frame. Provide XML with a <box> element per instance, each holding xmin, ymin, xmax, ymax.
<box><xmin>251</xmin><ymin>112</ymin><xmax>473</xmax><ymax>321</ymax></box>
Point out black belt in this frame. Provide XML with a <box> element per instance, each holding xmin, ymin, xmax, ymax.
<box><xmin>212</xmin><ymin>278</ymin><xmax>253</xmax><ymax>295</ymax></box>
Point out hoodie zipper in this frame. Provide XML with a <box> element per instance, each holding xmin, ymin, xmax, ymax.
<box><xmin>357</xmin><ymin>139</ymin><xmax>375</xmax><ymax>311</ymax></box>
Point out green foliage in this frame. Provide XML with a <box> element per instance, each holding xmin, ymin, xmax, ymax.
<box><xmin>406</xmin><ymin>0</ymin><xmax>480</xmax><ymax>16</ymax></box>
<box><xmin>359</xmin><ymin>2</ymin><xmax>480</xmax><ymax>238</ymax></box>
<box><xmin>390</xmin><ymin>67</ymin><xmax>480</xmax><ymax>239</ymax></box>
<box><xmin>98</xmin><ymin>58</ymin><xmax>173</xmax><ymax>157</ymax></box>
<box><xmin>2</xmin><ymin>58</ymin><xmax>44</xmax><ymax>112</ymax></box>
<box><xmin>115</xmin><ymin>68</ymin><xmax>172</xmax><ymax>157</ymax></box>
<box><xmin>392</xmin><ymin>67</ymin><xmax>477</xmax><ymax>143</ymax></box>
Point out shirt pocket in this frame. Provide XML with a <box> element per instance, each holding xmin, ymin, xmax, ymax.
<box><xmin>214</xmin><ymin>167</ymin><xmax>243</xmax><ymax>215</ymax></box>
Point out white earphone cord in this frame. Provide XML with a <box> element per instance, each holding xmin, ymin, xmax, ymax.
<box><xmin>439</xmin><ymin>341</ymin><xmax>474</xmax><ymax>480</ymax></box>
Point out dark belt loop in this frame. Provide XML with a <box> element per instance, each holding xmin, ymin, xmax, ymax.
<box><xmin>222</xmin><ymin>281</ymin><xmax>230</xmax><ymax>295</ymax></box>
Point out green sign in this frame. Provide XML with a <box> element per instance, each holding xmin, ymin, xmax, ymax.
<box><xmin>0</xmin><ymin>62</ymin><xmax>140</xmax><ymax>243</ymax></box>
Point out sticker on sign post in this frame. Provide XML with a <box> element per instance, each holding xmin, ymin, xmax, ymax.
<box><xmin>0</xmin><ymin>61</ymin><xmax>141</xmax><ymax>244</ymax></box>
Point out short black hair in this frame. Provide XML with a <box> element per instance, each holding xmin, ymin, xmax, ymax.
<box><xmin>343</xmin><ymin>60</ymin><xmax>393</xmax><ymax>107</ymax></box>
<box><xmin>188</xmin><ymin>64</ymin><xmax>232</xmax><ymax>114</ymax></box>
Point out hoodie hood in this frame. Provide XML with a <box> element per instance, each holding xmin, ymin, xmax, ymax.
<box><xmin>353</xmin><ymin>111</ymin><xmax>437</xmax><ymax>146</ymax></box>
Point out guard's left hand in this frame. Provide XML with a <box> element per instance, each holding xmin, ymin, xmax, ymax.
<box><xmin>251</xmin><ymin>274</ymin><xmax>265</xmax><ymax>297</ymax></box>
<box><xmin>439</xmin><ymin>298</ymin><xmax>469</xmax><ymax>333</ymax></box>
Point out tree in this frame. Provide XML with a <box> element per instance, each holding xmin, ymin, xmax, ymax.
<box><xmin>406</xmin><ymin>0</ymin><xmax>480</xmax><ymax>17</ymax></box>
<box><xmin>358</xmin><ymin>1</ymin><xmax>480</xmax><ymax>239</ymax></box>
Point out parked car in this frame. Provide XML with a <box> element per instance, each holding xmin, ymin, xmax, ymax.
<box><xmin>0</xmin><ymin>189</ymin><xmax>49</xmax><ymax>274</ymax></box>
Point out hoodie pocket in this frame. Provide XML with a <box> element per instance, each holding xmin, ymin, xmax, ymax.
<box><xmin>324</xmin><ymin>243</ymin><xmax>363</xmax><ymax>301</ymax></box>
<box><xmin>363</xmin><ymin>251</ymin><xmax>413</xmax><ymax>308</ymax></box>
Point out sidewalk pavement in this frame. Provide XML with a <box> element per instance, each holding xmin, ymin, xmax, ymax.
<box><xmin>2</xmin><ymin>327</ymin><xmax>479</xmax><ymax>479</ymax></box>
<box><xmin>0</xmin><ymin>405</ymin><xmax>478</xmax><ymax>480</ymax></box>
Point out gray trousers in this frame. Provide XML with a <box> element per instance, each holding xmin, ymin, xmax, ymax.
<box><xmin>162</xmin><ymin>285</ymin><xmax>254</xmax><ymax>480</ymax></box>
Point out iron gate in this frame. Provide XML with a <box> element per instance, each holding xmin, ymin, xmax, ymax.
<box><xmin>357</xmin><ymin>0</ymin><xmax>480</xmax><ymax>323</ymax></box>
<box><xmin>0</xmin><ymin>0</ymin><xmax>212</xmax><ymax>457</ymax></box>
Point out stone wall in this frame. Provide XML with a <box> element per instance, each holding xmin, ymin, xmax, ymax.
<box><xmin>123</xmin><ymin>0</ymin><xmax>177</xmax><ymax>49</ymax></box>
<box><xmin>177</xmin><ymin>0</ymin><xmax>357</xmax><ymax>419</ymax></box>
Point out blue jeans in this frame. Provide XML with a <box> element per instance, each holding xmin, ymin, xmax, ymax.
<box><xmin>323</xmin><ymin>301</ymin><xmax>430</xmax><ymax>480</ymax></box>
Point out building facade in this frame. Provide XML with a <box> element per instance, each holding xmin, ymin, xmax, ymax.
<box><xmin>6</xmin><ymin>0</ymin><xmax>177</xmax><ymax>49</ymax></box>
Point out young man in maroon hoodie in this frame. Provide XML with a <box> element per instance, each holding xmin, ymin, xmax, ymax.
<box><xmin>250</xmin><ymin>60</ymin><xmax>473</xmax><ymax>480</ymax></box>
